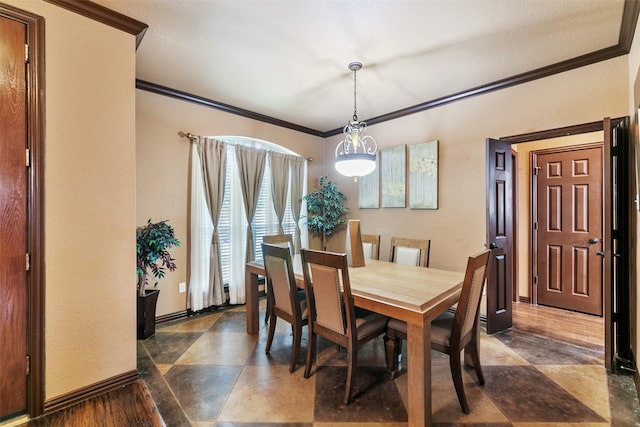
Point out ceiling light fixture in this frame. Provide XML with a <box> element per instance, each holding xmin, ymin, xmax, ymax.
<box><xmin>334</xmin><ymin>61</ymin><xmax>378</xmax><ymax>182</ymax></box>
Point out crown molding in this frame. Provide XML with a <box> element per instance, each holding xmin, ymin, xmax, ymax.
<box><xmin>43</xmin><ymin>0</ymin><xmax>148</xmax><ymax>48</ymax></box>
<box><xmin>52</xmin><ymin>0</ymin><xmax>639</xmax><ymax>137</ymax></box>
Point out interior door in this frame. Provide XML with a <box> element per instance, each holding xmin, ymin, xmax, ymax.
<box><xmin>534</xmin><ymin>145</ymin><xmax>604</xmax><ymax>316</ymax></box>
<box><xmin>605</xmin><ymin>117</ymin><xmax>631</xmax><ymax>369</ymax></box>
<box><xmin>485</xmin><ymin>138</ymin><xmax>513</xmax><ymax>333</ymax></box>
<box><xmin>0</xmin><ymin>15</ymin><xmax>29</xmax><ymax>420</ymax></box>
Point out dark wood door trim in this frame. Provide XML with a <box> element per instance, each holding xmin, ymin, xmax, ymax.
<box><xmin>0</xmin><ymin>3</ymin><xmax>46</xmax><ymax>418</ymax></box>
<box><xmin>512</xmin><ymin>149</ymin><xmax>518</xmax><ymax>303</ymax></box>
<box><xmin>486</xmin><ymin>138</ymin><xmax>514</xmax><ymax>333</ymax></box>
<box><xmin>603</xmin><ymin>118</ymin><xmax>613</xmax><ymax>370</ymax></box>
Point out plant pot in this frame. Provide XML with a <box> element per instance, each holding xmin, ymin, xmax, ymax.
<box><xmin>137</xmin><ymin>289</ymin><xmax>160</xmax><ymax>339</ymax></box>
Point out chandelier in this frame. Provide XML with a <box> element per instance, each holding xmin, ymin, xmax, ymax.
<box><xmin>334</xmin><ymin>62</ymin><xmax>378</xmax><ymax>182</ymax></box>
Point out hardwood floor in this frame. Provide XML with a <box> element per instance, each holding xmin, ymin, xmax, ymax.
<box><xmin>512</xmin><ymin>301</ymin><xmax>604</xmax><ymax>350</ymax></box>
<box><xmin>15</xmin><ymin>380</ymin><xmax>164</xmax><ymax>427</ymax></box>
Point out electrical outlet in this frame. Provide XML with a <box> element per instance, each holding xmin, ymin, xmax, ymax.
<box><xmin>179</xmin><ymin>282</ymin><xmax>186</xmax><ymax>293</ymax></box>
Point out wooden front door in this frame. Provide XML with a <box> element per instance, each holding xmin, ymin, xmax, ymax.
<box><xmin>485</xmin><ymin>138</ymin><xmax>513</xmax><ymax>333</ymax></box>
<box><xmin>534</xmin><ymin>144</ymin><xmax>604</xmax><ymax>316</ymax></box>
<box><xmin>0</xmin><ymin>14</ymin><xmax>29</xmax><ymax>419</ymax></box>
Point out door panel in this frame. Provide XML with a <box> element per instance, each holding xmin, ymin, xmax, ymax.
<box><xmin>0</xmin><ymin>16</ymin><xmax>28</xmax><ymax>419</ymax></box>
<box><xmin>535</xmin><ymin>146</ymin><xmax>603</xmax><ymax>316</ymax></box>
<box><xmin>486</xmin><ymin>138</ymin><xmax>513</xmax><ymax>333</ymax></box>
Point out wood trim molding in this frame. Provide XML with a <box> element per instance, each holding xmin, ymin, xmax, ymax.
<box><xmin>518</xmin><ymin>296</ymin><xmax>532</xmax><ymax>304</ymax></box>
<box><xmin>42</xmin><ymin>1</ymin><xmax>639</xmax><ymax>136</ymax></box>
<box><xmin>155</xmin><ymin>310</ymin><xmax>189</xmax><ymax>325</ymax></box>
<box><xmin>43</xmin><ymin>0</ymin><xmax>148</xmax><ymax>48</ymax></box>
<box><xmin>43</xmin><ymin>370</ymin><xmax>139</xmax><ymax>415</ymax></box>
<box><xmin>324</xmin><ymin>0</ymin><xmax>639</xmax><ymax>136</ymax></box>
<box><xmin>0</xmin><ymin>2</ymin><xmax>47</xmax><ymax>418</ymax></box>
<box><xmin>500</xmin><ymin>117</ymin><xmax>627</xmax><ymax>144</ymax></box>
<box><xmin>135</xmin><ymin>80</ymin><xmax>325</xmax><ymax>137</ymax></box>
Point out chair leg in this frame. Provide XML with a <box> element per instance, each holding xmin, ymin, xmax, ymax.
<box><xmin>265</xmin><ymin>313</ymin><xmax>276</xmax><ymax>353</ymax></box>
<box><xmin>465</xmin><ymin>339</ymin><xmax>484</xmax><ymax>385</ymax></box>
<box><xmin>290</xmin><ymin>323</ymin><xmax>302</xmax><ymax>373</ymax></box>
<box><xmin>264</xmin><ymin>284</ymin><xmax>270</xmax><ymax>324</ymax></box>
<box><xmin>344</xmin><ymin>346</ymin><xmax>357</xmax><ymax>405</ymax></box>
<box><xmin>304</xmin><ymin>331</ymin><xmax>316</xmax><ymax>379</ymax></box>
<box><xmin>450</xmin><ymin>352</ymin><xmax>470</xmax><ymax>414</ymax></box>
<box><xmin>384</xmin><ymin>334</ymin><xmax>402</xmax><ymax>379</ymax></box>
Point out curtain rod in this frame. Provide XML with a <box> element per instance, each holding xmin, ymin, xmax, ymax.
<box><xmin>178</xmin><ymin>131</ymin><xmax>312</xmax><ymax>162</ymax></box>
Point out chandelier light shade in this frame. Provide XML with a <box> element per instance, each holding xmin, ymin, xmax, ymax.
<box><xmin>335</xmin><ymin>62</ymin><xmax>378</xmax><ymax>181</ymax></box>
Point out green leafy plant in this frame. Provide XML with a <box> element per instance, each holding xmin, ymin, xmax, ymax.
<box><xmin>303</xmin><ymin>176</ymin><xmax>348</xmax><ymax>250</ymax></box>
<box><xmin>136</xmin><ymin>219</ymin><xmax>180</xmax><ymax>296</ymax></box>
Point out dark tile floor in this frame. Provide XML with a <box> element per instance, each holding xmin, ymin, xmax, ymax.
<box><xmin>137</xmin><ymin>300</ymin><xmax>640</xmax><ymax>426</ymax></box>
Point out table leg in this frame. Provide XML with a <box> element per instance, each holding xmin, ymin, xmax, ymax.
<box><xmin>407</xmin><ymin>322</ymin><xmax>431</xmax><ymax>427</ymax></box>
<box><xmin>245</xmin><ymin>270</ymin><xmax>259</xmax><ymax>334</ymax></box>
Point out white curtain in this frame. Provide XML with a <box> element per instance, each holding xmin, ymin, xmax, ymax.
<box><xmin>228</xmin><ymin>152</ymin><xmax>248</xmax><ymax>304</ymax></box>
<box><xmin>188</xmin><ymin>138</ymin><xmax>226</xmax><ymax>310</ymax></box>
<box><xmin>188</xmin><ymin>136</ymin><xmax>306</xmax><ymax>306</ymax></box>
<box><xmin>289</xmin><ymin>156</ymin><xmax>305</xmax><ymax>254</ymax></box>
<box><xmin>269</xmin><ymin>152</ymin><xmax>290</xmax><ymax>234</ymax></box>
<box><xmin>235</xmin><ymin>145</ymin><xmax>267</xmax><ymax>263</ymax></box>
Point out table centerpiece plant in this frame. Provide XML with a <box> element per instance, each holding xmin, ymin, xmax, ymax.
<box><xmin>303</xmin><ymin>176</ymin><xmax>348</xmax><ymax>251</ymax></box>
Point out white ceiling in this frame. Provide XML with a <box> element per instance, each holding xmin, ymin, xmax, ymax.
<box><xmin>92</xmin><ymin>0</ymin><xmax>628</xmax><ymax>133</ymax></box>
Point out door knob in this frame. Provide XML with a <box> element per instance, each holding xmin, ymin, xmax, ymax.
<box><xmin>588</xmin><ymin>237</ymin><xmax>599</xmax><ymax>244</ymax></box>
<box><xmin>596</xmin><ymin>251</ymin><xmax>605</xmax><ymax>257</ymax></box>
<box><xmin>489</xmin><ymin>242</ymin><xmax>499</xmax><ymax>249</ymax></box>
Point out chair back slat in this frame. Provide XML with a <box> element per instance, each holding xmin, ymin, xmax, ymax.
<box><xmin>361</xmin><ymin>234</ymin><xmax>380</xmax><ymax>260</ymax></box>
<box><xmin>262</xmin><ymin>243</ymin><xmax>301</xmax><ymax>319</ymax></box>
<box><xmin>301</xmin><ymin>249</ymin><xmax>355</xmax><ymax>338</ymax></box>
<box><xmin>452</xmin><ymin>250</ymin><xmax>491</xmax><ymax>341</ymax></box>
<box><xmin>264</xmin><ymin>256</ymin><xmax>294</xmax><ymax>316</ymax></box>
<box><xmin>390</xmin><ymin>236</ymin><xmax>431</xmax><ymax>267</ymax></box>
<box><xmin>264</xmin><ymin>234</ymin><xmax>293</xmax><ymax>253</ymax></box>
<box><xmin>308</xmin><ymin>263</ymin><xmax>345</xmax><ymax>334</ymax></box>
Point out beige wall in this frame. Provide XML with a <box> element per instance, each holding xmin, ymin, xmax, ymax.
<box><xmin>136</xmin><ymin>90</ymin><xmax>326</xmax><ymax>316</ymax></box>
<box><xmin>4</xmin><ymin>0</ymin><xmax>138</xmax><ymax>400</ymax></box>
<box><xmin>325</xmin><ymin>57</ymin><xmax>628</xmax><ymax>276</ymax></box>
<box><xmin>138</xmin><ymin>55</ymin><xmax>629</xmax><ymax>319</ymax></box>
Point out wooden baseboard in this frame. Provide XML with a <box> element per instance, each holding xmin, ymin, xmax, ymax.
<box><xmin>518</xmin><ymin>296</ymin><xmax>532</xmax><ymax>303</ymax></box>
<box><xmin>156</xmin><ymin>310</ymin><xmax>188</xmax><ymax>324</ymax></box>
<box><xmin>155</xmin><ymin>289</ymin><xmax>263</xmax><ymax>325</ymax></box>
<box><xmin>44</xmin><ymin>370</ymin><xmax>138</xmax><ymax>415</ymax></box>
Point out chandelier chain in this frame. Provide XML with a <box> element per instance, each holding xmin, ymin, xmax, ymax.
<box><xmin>353</xmin><ymin>67</ymin><xmax>358</xmax><ymax>122</ymax></box>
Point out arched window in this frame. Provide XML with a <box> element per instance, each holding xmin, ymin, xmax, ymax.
<box><xmin>191</xmin><ymin>136</ymin><xmax>307</xmax><ymax>309</ymax></box>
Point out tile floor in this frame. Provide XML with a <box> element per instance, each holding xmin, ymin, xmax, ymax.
<box><xmin>137</xmin><ymin>300</ymin><xmax>640</xmax><ymax>426</ymax></box>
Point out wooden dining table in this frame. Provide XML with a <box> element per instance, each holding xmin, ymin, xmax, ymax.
<box><xmin>245</xmin><ymin>256</ymin><xmax>464</xmax><ymax>427</ymax></box>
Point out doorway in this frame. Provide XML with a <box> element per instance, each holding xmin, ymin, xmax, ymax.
<box><xmin>487</xmin><ymin>117</ymin><xmax>630</xmax><ymax>370</ymax></box>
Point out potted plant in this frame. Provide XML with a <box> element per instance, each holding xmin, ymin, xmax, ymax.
<box><xmin>303</xmin><ymin>176</ymin><xmax>349</xmax><ymax>250</ymax></box>
<box><xmin>136</xmin><ymin>219</ymin><xmax>180</xmax><ymax>339</ymax></box>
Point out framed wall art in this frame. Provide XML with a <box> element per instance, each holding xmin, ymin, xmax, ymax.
<box><xmin>381</xmin><ymin>145</ymin><xmax>406</xmax><ymax>208</ymax></box>
<box><xmin>358</xmin><ymin>153</ymin><xmax>379</xmax><ymax>208</ymax></box>
<box><xmin>409</xmin><ymin>140</ymin><xmax>438</xmax><ymax>209</ymax></box>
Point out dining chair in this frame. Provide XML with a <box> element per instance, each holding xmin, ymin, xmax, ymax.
<box><xmin>384</xmin><ymin>249</ymin><xmax>491</xmax><ymax>414</ymax></box>
<box><xmin>300</xmin><ymin>248</ymin><xmax>388</xmax><ymax>405</ymax></box>
<box><xmin>389</xmin><ymin>236</ymin><xmax>431</xmax><ymax>267</ymax></box>
<box><xmin>262</xmin><ymin>234</ymin><xmax>295</xmax><ymax>323</ymax></box>
<box><xmin>263</xmin><ymin>233</ymin><xmax>294</xmax><ymax>251</ymax></box>
<box><xmin>361</xmin><ymin>234</ymin><xmax>380</xmax><ymax>260</ymax></box>
<box><xmin>261</xmin><ymin>242</ymin><xmax>308</xmax><ymax>373</ymax></box>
